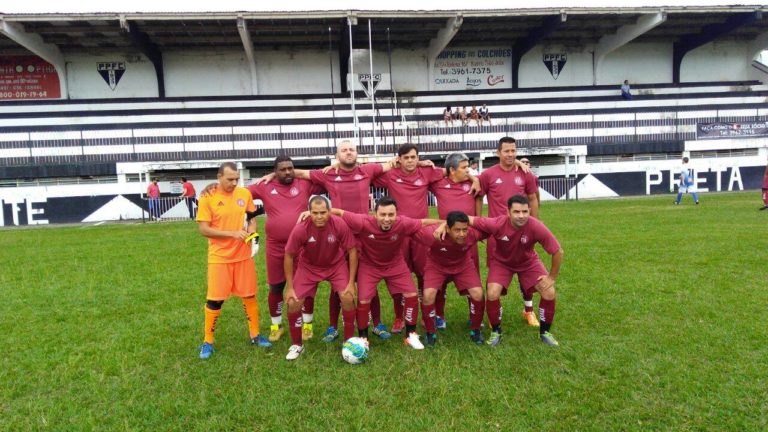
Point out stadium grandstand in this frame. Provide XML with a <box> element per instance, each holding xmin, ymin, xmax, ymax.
<box><xmin>1</xmin><ymin>5</ymin><xmax>767</xmax><ymax>225</ymax></box>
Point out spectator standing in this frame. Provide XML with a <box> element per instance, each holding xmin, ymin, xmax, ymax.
<box><xmin>147</xmin><ymin>178</ymin><xmax>161</xmax><ymax>221</ymax></box>
<box><xmin>180</xmin><ymin>177</ymin><xmax>198</xmax><ymax>219</ymax></box>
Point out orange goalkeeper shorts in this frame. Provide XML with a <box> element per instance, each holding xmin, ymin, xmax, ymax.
<box><xmin>206</xmin><ymin>259</ymin><xmax>258</xmax><ymax>301</ymax></box>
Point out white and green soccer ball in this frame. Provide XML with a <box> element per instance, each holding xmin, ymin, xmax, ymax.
<box><xmin>342</xmin><ymin>337</ymin><xmax>369</xmax><ymax>364</ymax></box>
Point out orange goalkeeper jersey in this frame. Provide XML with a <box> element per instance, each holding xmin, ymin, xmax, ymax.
<box><xmin>196</xmin><ymin>186</ymin><xmax>256</xmax><ymax>263</ymax></box>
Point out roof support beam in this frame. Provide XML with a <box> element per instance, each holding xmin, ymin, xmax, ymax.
<box><xmin>121</xmin><ymin>18</ymin><xmax>165</xmax><ymax>98</ymax></box>
<box><xmin>338</xmin><ymin>18</ymin><xmax>351</xmax><ymax>93</ymax></box>
<box><xmin>237</xmin><ymin>17</ymin><xmax>259</xmax><ymax>95</ymax></box>
<box><xmin>511</xmin><ymin>13</ymin><xmax>566</xmax><ymax>89</ymax></box>
<box><xmin>426</xmin><ymin>15</ymin><xmax>463</xmax><ymax>91</ymax></box>
<box><xmin>673</xmin><ymin>10</ymin><xmax>762</xmax><ymax>83</ymax></box>
<box><xmin>593</xmin><ymin>12</ymin><xmax>666</xmax><ymax>85</ymax></box>
<box><xmin>0</xmin><ymin>20</ymin><xmax>68</xmax><ymax>99</ymax></box>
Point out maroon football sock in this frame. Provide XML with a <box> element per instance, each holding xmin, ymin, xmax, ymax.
<box><xmin>370</xmin><ymin>295</ymin><xmax>382</xmax><ymax>327</ymax></box>
<box><xmin>538</xmin><ymin>298</ymin><xmax>556</xmax><ymax>333</ymax></box>
<box><xmin>328</xmin><ymin>291</ymin><xmax>340</xmax><ymax>329</ymax></box>
<box><xmin>342</xmin><ymin>309</ymin><xmax>356</xmax><ymax>341</ymax></box>
<box><xmin>521</xmin><ymin>287</ymin><xmax>534</xmax><ymax>313</ymax></box>
<box><xmin>469</xmin><ymin>296</ymin><xmax>485</xmax><ymax>330</ymax></box>
<box><xmin>486</xmin><ymin>298</ymin><xmax>503</xmax><ymax>329</ymax></box>
<box><xmin>287</xmin><ymin>310</ymin><xmax>303</xmax><ymax>346</ymax></box>
<box><xmin>357</xmin><ymin>302</ymin><xmax>371</xmax><ymax>332</ymax></box>
<box><xmin>404</xmin><ymin>296</ymin><xmax>419</xmax><ymax>326</ymax></box>
<box><xmin>435</xmin><ymin>286</ymin><xmax>447</xmax><ymax>318</ymax></box>
<box><xmin>268</xmin><ymin>291</ymin><xmax>283</xmax><ymax>319</ymax></box>
<box><xmin>302</xmin><ymin>296</ymin><xmax>315</xmax><ymax>315</ymax></box>
<box><xmin>421</xmin><ymin>302</ymin><xmax>436</xmax><ymax>334</ymax></box>
<box><xmin>392</xmin><ymin>293</ymin><xmax>404</xmax><ymax>321</ymax></box>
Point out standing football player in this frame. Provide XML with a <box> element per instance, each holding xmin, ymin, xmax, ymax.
<box><xmin>196</xmin><ymin>162</ymin><xmax>271</xmax><ymax>360</ymax></box>
<box><xmin>479</xmin><ymin>136</ymin><xmax>541</xmax><ymax>328</ymax></box>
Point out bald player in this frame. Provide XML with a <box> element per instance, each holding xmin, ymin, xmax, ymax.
<box><xmin>328</xmin><ymin>197</ymin><xmax>442</xmax><ymax>350</ymax></box>
<box><xmin>470</xmin><ymin>194</ymin><xmax>563</xmax><ymax>347</ymax></box>
<box><xmin>283</xmin><ymin>196</ymin><xmax>358</xmax><ymax>360</ymax></box>
<box><xmin>258</xmin><ymin>140</ymin><xmax>398</xmax><ymax>342</ymax></box>
<box><xmin>196</xmin><ymin>162</ymin><xmax>272</xmax><ymax>360</ymax></box>
<box><xmin>479</xmin><ymin>136</ymin><xmax>541</xmax><ymax>328</ymax></box>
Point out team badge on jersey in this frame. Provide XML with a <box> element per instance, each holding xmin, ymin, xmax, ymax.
<box><xmin>354</xmin><ymin>174</ymin><xmax>363</xmax><ymax>180</ymax></box>
<box><xmin>462</xmin><ymin>183</ymin><xmax>470</xmax><ymax>192</ymax></box>
<box><xmin>390</xmin><ymin>234</ymin><xmax>399</xmax><ymax>241</ymax></box>
<box><xmin>290</xmin><ymin>187</ymin><xmax>299</xmax><ymax>196</ymax></box>
<box><xmin>520</xmin><ymin>235</ymin><xmax>529</xmax><ymax>244</ymax></box>
<box><xmin>514</xmin><ymin>176</ymin><xmax>525</xmax><ymax>186</ymax></box>
<box><xmin>327</xmin><ymin>234</ymin><xmax>336</xmax><ymax>243</ymax></box>
<box><xmin>414</xmin><ymin>179</ymin><xmax>423</xmax><ymax>186</ymax></box>
<box><xmin>237</xmin><ymin>199</ymin><xmax>245</xmax><ymax>207</ymax></box>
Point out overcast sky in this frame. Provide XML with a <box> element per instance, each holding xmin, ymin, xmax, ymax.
<box><xmin>1</xmin><ymin>0</ymin><xmax>757</xmax><ymax>14</ymax></box>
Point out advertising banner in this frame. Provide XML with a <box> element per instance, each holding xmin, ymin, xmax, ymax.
<box><xmin>432</xmin><ymin>47</ymin><xmax>511</xmax><ymax>90</ymax></box>
<box><xmin>696</xmin><ymin>121</ymin><xmax>768</xmax><ymax>140</ymax></box>
<box><xmin>0</xmin><ymin>56</ymin><xmax>61</xmax><ymax>100</ymax></box>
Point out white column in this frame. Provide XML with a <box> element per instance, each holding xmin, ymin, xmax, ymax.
<box><xmin>237</xmin><ymin>17</ymin><xmax>259</xmax><ymax>95</ymax></box>
<box><xmin>426</xmin><ymin>15</ymin><xmax>463</xmax><ymax>91</ymax></box>
<box><xmin>593</xmin><ymin>12</ymin><xmax>666</xmax><ymax>85</ymax></box>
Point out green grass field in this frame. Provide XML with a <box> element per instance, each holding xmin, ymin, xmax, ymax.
<box><xmin>1</xmin><ymin>192</ymin><xmax>766</xmax><ymax>431</ymax></box>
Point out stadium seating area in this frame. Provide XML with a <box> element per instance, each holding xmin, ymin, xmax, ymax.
<box><xmin>1</xmin><ymin>80</ymin><xmax>766</xmax><ymax>175</ymax></box>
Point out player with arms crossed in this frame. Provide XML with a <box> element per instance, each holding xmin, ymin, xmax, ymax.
<box><xmin>196</xmin><ymin>162</ymin><xmax>272</xmax><ymax>360</ymax></box>
<box><xmin>327</xmin><ymin>197</ymin><xmax>442</xmax><ymax>350</ymax></box>
<box><xmin>283</xmin><ymin>196</ymin><xmax>358</xmax><ymax>360</ymax></box>
<box><xmin>479</xmin><ymin>136</ymin><xmax>541</xmax><ymax>328</ymax></box>
<box><xmin>413</xmin><ymin>211</ymin><xmax>488</xmax><ymax>346</ymax></box>
<box><xmin>470</xmin><ymin>194</ymin><xmax>563</xmax><ymax>347</ymax></box>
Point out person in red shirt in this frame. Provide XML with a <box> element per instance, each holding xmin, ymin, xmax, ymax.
<box><xmin>248</xmin><ymin>156</ymin><xmax>325</xmax><ymax>342</ymax></box>
<box><xmin>257</xmin><ymin>140</ymin><xmax>402</xmax><ymax>342</ymax></box>
<box><xmin>201</xmin><ymin>156</ymin><xmax>326</xmax><ymax>342</ymax></box>
<box><xmin>429</xmin><ymin>152</ymin><xmax>483</xmax><ymax>329</ymax></box>
<box><xmin>327</xmin><ymin>197</ymin><xmax>442</xmax><ymax>350</ymax></box>
<box><xmin>479</xmin><ymin>136</ymin><xmax>541</xmax><ymax>328</ymax></box>
<box><xmin>373</xmin><ymin>143</ymin><xmax>447</xmax><ymax>333</ymax></box>
<box><xmin>412</xmin><ymin>211</ymin><xmax>488</xmax><ymax>346</ymax></box>
<box><xmin>146</xmin><ymin>178</ymin><xmax>161</xmax><ymax>221</ymax></box>
<box><xmin>196</xmin><ymin>162</ymin><xmax>272</xmax><ymax>360</ymax></box>
<box><xmin>179</xmin><ymin>177</ymin><xmax>197</xmax><ymax>219</ymax></box>
<box><xmin>283</xmin><ymin>196</ymin><xmax>358</xmax><ymax>360</ymax></box>
<box><xmin>470</xmin><ymin>194</ymin><xmax>563</xmax><ymax>347</ymax></box>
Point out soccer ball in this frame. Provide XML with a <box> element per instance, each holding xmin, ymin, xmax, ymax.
<box><xmin>341</xmin><ymin>337</ymin><xmax>369</xmax><ymax>364</ymax></box>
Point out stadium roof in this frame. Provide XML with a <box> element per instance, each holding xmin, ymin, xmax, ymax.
<box><xmin>1</xmin><ymin>6</ymin><xmax>767</xmax><ymax>54</ymax></box>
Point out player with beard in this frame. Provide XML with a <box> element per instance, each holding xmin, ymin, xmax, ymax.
<box><xmin>469</xmin><ymin>194</ymin><xmax>563</xmax><ymax>347</ymax></box>
<box><xmin>324</xmin><ymin>197</ymin><xmax>442</xmax><ymax>350</ymax></box>
<box><xmin>372</xmin><ymin>144</ymin><xmax>479</xmax><ymax>333</ymax></box>
<box><xmin>255</xmin><ymin>140</ymin><xmax>404</xmax><ymax>342</ymax></box>
<box><xmin>479</xmin><ymin>136</ymin><xmax>541</xmax><ymax>328</ymax></box>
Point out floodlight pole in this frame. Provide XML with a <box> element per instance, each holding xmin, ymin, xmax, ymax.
<box><xmin>369</xmin><ymin>19</ymin><xmax>377</xmax><ymax>154</ymax></box>
<box><xmin>329</xmin><ymin>26</ymin><xmax>337</xmax><ymax>148</ymax></box>
<box><xmin>387</xmin><ymin>27</ymin><xmax>396</xmax><ymax>152</ymax></box>
<box><xmin>347</xmin><ymin>17</ymin><xmax>358</xmax><ymax>133</ymax></box>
